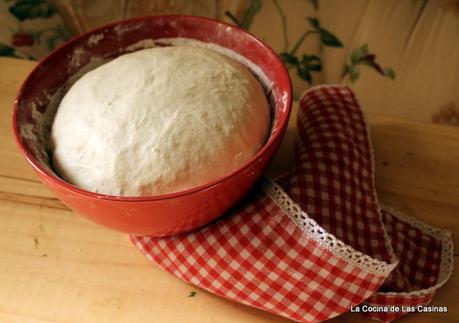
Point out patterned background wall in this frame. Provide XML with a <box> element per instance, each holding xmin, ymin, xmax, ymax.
<box><xmin>1</xmin><ymin>0</ymin><xmax>458</xmax><ymax>126</ymax></box>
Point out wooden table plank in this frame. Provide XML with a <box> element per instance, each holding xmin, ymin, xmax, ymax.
<box><xmin>0</xmin><ymin>58</ymin><xmax>40</xmax><ymax>183</ymax></box>
<box><xmin>371</xmin><ymin>117</ymin><xmax>459</xmax><ymax>248</ymax></box>
<box><xmin>0</xmin><ymin>57</ymin><xmax>457</xmax><ymax>322</ymax></box>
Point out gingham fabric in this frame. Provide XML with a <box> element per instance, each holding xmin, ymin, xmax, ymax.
<box><xmin>131</xmin><ymin>85</ymin><xmax>453</xmax><ymax>322</ymax></box>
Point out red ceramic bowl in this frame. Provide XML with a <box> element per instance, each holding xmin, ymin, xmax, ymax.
<box><xmin>12</xmin><ymin>15</ymin><xmax>292</xmax><ymax>236</ymax></box>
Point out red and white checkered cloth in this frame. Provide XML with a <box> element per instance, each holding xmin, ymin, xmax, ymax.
<box><xmin>131</xmin><ymin>85</ymin><xmax>454</xmax><ymax>322</ymax></box>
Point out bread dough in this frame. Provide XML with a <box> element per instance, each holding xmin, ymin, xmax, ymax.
<box><xmin>51</xmin><ymin>45</ymin><xmax>270</xmax><ymax>196</ymax></box>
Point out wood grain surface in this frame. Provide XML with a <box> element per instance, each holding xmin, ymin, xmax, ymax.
<box><xmin>0</xmin><ymin>57</ymin><xmax>457</xmax><ymax>322</ymax></box>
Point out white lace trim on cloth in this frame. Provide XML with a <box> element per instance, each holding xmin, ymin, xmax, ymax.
<box><xmin>263</xmin><ymin>179</ymin><xmax>398</xmax><ymax>276</ymax></box>
<box><xmin>275</xmin><ymin>84</ymin><xmax>453</xmax><ymax>294</ymax></box>
<box><xmin>300</xmin><ymin>84</ymin><xmax>399</xmax><ymax>267</ymax></box>
<box><xmin>372</xmin><ymin>205</ymin><xmax>454</xmax><ymax>297</ymax></box>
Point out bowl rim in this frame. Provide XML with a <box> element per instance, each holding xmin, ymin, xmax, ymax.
<box><xmin>12</xmin><ymin>14</ymin><xmax>292</xmax><ymax>202</ymax></box>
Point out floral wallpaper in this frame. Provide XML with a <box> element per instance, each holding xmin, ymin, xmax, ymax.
<box><xmin>0</xmin><ymin>0</ymin><xmax>71</xmax><ymax>59</ymax></box>
<box><xmin>1</xmin><ymin>0</ymin><xmax>458</xmax><ymax>127</ymax></box>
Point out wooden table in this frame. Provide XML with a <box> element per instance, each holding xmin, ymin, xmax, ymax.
<box><xmin>0</xmin><ymin>57</ymin><xmax>457</xmax><ymax>322</ymax></box>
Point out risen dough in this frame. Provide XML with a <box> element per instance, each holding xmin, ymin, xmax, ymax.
<box><xmin>51</xmin><ymin>45</ymin><xmax>270</xmax><ymax>196</ymax></box>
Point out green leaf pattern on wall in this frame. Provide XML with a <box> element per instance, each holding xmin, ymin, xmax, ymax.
<box><xmin>278</xmin><ymin>17</ymin><xmax>342</xmax><ymax>84</ymax></box>
<box><xmin>0</xmin><ymin>0</ymin><xmax>396</xmax><ymax>84</ymax></box>
<box><xmin>8</xmin><ymin>0</ymin><xmax>56</xmax><ymax>21</ymax></box>
<box><xmin>0</xmin><ymin>0</ymin><xmax>71</xmax><ymax>59</ymax></box>
<box><xmin>225</xmin><ymin>0</ymin><xmax>394</xmax><ymax>85</ymax></box>
<box><xmin>225</xmin><ymin>0</ymin><xmax>262</xmax><ymax>30</ymax></box>
<box><xmin>344</xmin><ymin>44</ymin><xmax>396</xmax><ymax>82</ymax></box>
<box><xmin>0</xmin><ymin>43</ymin><xmax>18</xmax><ymax>57</ymax></box>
